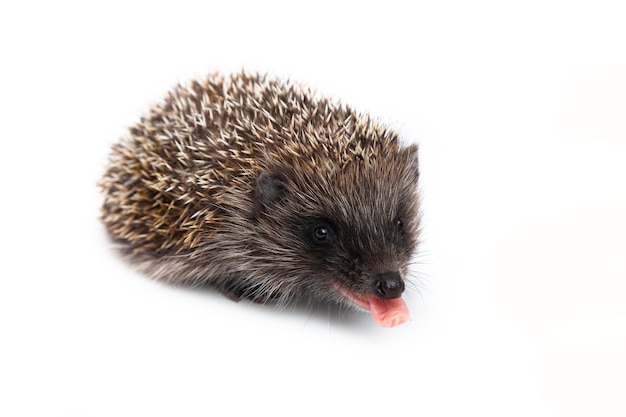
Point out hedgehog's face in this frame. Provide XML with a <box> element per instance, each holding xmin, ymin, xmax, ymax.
<box><xmin>254</xmin><ymin>145</ymin><xmax>420</xmax><ymax>327</ymax></box>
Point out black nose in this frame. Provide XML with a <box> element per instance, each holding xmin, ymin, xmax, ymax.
<box><xmin>373</xmin><ymin>272</ymin><xmax>405</xmax><ymax>299</ymax></box>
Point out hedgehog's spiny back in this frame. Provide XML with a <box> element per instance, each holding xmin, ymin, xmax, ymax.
<box><xmin>100</xmin><ymin>71</ymin><xmax>401</xmax><ymax>256</ymax></box>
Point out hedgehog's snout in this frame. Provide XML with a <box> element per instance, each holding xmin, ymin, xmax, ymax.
<box><xmin>373</xmin><ymin>271</ymin><xmax>405</xmax><ymax>299</ymax></box>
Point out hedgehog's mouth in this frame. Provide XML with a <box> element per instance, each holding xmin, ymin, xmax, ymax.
<box><xmin>334</xmin><ymin>284</ymin><xmax>409</xmax><ymax>328</ymax></box>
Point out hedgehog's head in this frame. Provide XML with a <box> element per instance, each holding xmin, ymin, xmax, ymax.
<box><xmin>252</xmin><ymin>143</ymin><xmax>420</xmax><ymax>327</ymax></box>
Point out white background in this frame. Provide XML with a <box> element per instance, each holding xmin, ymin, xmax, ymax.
<box><xmin>1</xmin><ymin>1</ymin><xmax>625</xmax><ymax>416</ymax></box>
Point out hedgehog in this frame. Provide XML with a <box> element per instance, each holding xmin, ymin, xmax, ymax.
<box><xmin>100</xmin><ymin>71</ymin><xmax>421</xmax><ymax>327</ymax></box>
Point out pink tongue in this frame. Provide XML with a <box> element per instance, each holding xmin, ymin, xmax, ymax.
<box><xmin>367</xmin><ymin>296</ymin><xmax>409</xmax><ymax>327</ymax></box>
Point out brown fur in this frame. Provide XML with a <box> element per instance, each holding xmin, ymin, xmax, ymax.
<box><xmin>100</xmin><ymin>71</ymin><xmax>420</xmax><ymax>309</ymax></box>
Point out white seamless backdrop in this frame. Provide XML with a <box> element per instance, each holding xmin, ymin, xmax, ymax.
<box><xmin>1</xmin><ymin>1</ymin><xmax>624</xmax><ymax>416</ymax></box>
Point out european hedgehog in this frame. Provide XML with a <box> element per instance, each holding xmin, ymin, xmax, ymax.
<box><xmin>100</xmin><ymin>71</ymin><xmax>421</xmax><ymax>327</ymax></box>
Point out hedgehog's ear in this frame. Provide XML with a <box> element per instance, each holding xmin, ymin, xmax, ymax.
<box><xmin>255</xmin><ymin>171</ymin><xmax>287</xmax><ymax>212</ymax></box>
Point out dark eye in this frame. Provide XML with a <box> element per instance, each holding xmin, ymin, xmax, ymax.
<box><xmin>311</xmin><ymin>223</ymin><xmax>332</xmax><ymax>245</ymax></box>
<box><xmin>396</xmin><ymin>217</ymin><xmax>404</xmax><ymax>231</ymax></box>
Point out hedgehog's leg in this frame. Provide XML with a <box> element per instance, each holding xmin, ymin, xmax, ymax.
<box><xmin>220</xmin><ymin>280</ymin><xmax>279</xmax><ymax>304</ymax></box>
<box><xmin>219</xmin><ymin>281</ymin><xmax>262</xmax><ymax>303</ymax></box>
<box><xmin>219</xmin><ymin>281</ymin><xmax>247</xmax><ymax>302</ymax></box>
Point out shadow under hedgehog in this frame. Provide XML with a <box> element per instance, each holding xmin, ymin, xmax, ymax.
<box><xmin>100</xmin><ymin>71</ymin><xmax>421</xmax><ymax>327</ymax></box>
